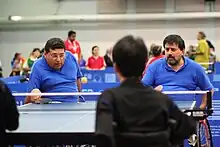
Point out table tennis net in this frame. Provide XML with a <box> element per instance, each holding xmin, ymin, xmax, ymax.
<box><xmin>18</xmin><ymin>102</ymin><xmax>97</xmax><ymax>112</ymax></box>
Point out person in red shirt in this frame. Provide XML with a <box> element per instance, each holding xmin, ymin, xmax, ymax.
<box><xmin>64</xmin><ymin>30</ymin><xmax>81</xmax><ymax>63</ymax></box>
<box><xmin>86</xmin><ymin>46</ymin><xmax>106</xmax><ymax>70</ymax></box>
<box><xmin>142</xmin><ymin>45</ymin><xmax>164</xmax><ymax>76</ymax></box>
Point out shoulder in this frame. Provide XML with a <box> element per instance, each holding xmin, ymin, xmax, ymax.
<box><xmin>31</xmin><ymin>58</ymin><xmax>43</xmax><ymax>70</ymax></box>
<box><xmin>99</xmin><ymin>56</ymin><xmax>104</xmax><ymax>60</ymax></box>
<box><xmin>97</xmin><ymin>89</ymin><xmax>115</xmax><ymax>106</ymax></box>
<box><xmin>65</xmin><ymin>51</ymin><xmax>77</xmax><ymax>62</ymax></box>
<box><xmin>0</xmin><ymin>80</ymin><xmax>12</xmax><ymax>95</ymax></box>
<box><xmin>199</xmin><ymin>39</ymin><xmax>208</xmax><ymax>45</ymax></box>
<box><xmin>148</xmin><ymin>58</ymin><xmax>165</xmax><ymax>70</ymax></box>
<box><xmin>0</xmin><ymin>80</ymin><xmax>7</xmax><ymax>92</ymax></box>
<box><xmin>75</xmin><ymin>40</ymin><xmax>80</xmax><ymax>44</ymax></box>
<box><xmin>88</xmin><ymin>56</ymin><xmax>93</xmax><ymax>60</ymax></box>
<box><xmin>186</xmin><ymin>58</ymin><xmax>204</xmax><ymax>71</ymax></box>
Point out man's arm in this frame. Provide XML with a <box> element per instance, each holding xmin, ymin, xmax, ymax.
<box><xmin>76</xmin><ymin>57</ymin><xmax>83</xmax><ymax>92</ymax></box>
<box><xmin>141</xmin><ymin>65</ymin><xmax>155</xmax><ymax>87</ymax></box>
<box><xmin>25</xmin><ymin>67</ymin><xmax>42</xmax><ymax>103</ymax></box>
<box><xmin>77</xmin><ymin>79</ymin><xmax>81</xmax><ymax>92</ymax></box>
<box><xmin>95</xmin><ymin>90</ymin><xmax>115</xmax><ymax>147</ymax></box>
<box><xmin>200</xmin><ymin>89</ymin><xmax>214</xmax><ymax>109</ymax></box>
<box><xmin>196</xmin><ymin>65</ymin><xmax>214</xmax><ymax>109</ymax></box>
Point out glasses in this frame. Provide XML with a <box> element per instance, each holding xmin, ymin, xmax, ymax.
<box><xmin>49</xmin><ymin>53</ymin><xmax>65</xmax><ymax>60</ymax></box>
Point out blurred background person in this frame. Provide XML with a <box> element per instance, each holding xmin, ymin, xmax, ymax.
<box><xmin>86</xmin><ymin>46</ymin><xmax>106</xmax><ymax>70</ymax></box>
<box><xmin>64</xmin><ymin>30</ymin><xmax>82</xmax><ymax>64</ymax></box>
<box><xmin>189</xmin><ymin>32</ymin><xmax>210</xmax><ymax>70</ymax></box>
<box><xmin>79</xmin><ymin>54</ymin><xmax>86</xmax><ymax>67</ymax></box>
<box><xmin>104</xmin><ymin>47</ymin><xmax>113</xmax><ymax>67</ymax></box>
<box><xmin>186</xmin><ymin>45</ymin><xmax>196</xmax><ymax>60</ymax></box>
<box><xmin>142</xmin><ymin>45</ymin><xmax>164</xmax><ymax>76</ymax></box>
<box><xmin>22</xmin><ymin>48</ymin><xmax>41</xmax><ymax>75</ymax></box>
<box><xmin>10</xmin><ymin>53</ymin><xmax>25</xmax><ymax>76</ymax></box>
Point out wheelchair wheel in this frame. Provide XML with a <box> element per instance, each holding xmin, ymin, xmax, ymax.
<box><xmin>197</xmin><ymin>119</ymin><xmax>213</xmax><ymax>147</ymax></box>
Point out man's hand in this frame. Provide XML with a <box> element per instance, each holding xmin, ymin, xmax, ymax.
<box><xmin>154</xmin><ymin>85</ymin><xmax>163</xmax><ymax>92</ymax></box>
<box><xmin>199</xmin><ymin>103</ymin><xmax>206</xmax><ymax>109</ymax></box>
<box><xmin>30</xmin><ymin>89</ymin><xmax>42</xmax><ymax>103</ymax></box>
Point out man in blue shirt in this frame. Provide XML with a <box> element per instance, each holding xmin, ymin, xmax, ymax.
<box><xmin>25</xmin><ymin>37</ymin><xmax>83</xmax><ymax>103</ymax></box>
<box><xmin>142</xmin><ymin>34</ymin><xmax>214</xmax><ymax>109</ymax></box>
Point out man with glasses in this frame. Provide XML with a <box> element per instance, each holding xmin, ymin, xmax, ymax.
<box><xmin>25</xmin><ymin>37</ymin><xmax>84</xmax><ymax>103</ymax></box>
<box><xmin>142</xmin><ymin>34</ymin><xmax>214</xmax><ymax>109</ymax></box>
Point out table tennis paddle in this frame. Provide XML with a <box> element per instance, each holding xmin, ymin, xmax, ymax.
<box><xmin>35</xmin><ymin>98</ymin><xmax>53</xmax><ymax>104</ymax></box>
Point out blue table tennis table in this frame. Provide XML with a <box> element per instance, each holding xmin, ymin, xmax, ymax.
<box><xmin>6</xmin><ymin>100</ymin><xmax>198</xmax><ymax>146</ymax></box>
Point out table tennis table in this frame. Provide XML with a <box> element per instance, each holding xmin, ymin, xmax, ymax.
<box><xmin>6</xmin><ymin>100</ymin><xmax>197</xmax><ymax>146</ymax></box>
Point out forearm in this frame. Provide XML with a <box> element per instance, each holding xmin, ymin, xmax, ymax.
<box><xmin>77</xmin><ymin>78</ymin><xmax>82</xmax><ymax>92</ymax></box>
<box><xmin>200</xmin><ymin>89</ymin><xmax>214</xmax><ymax>109</ymax></box>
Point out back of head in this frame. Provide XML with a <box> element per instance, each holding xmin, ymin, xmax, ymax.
<box><xmin>150</xmin><ymin>45</ymin><xmax>162</xmax><ymax>57</ymax></box>
<box><xmin>198</xmin><ymin>31</ymin><xmax>206</xmax><ymax>39</ymax></box>
<box><xmin>112</xmin><ymin>35</ymin><xmax>148</xmax><ymax>78</ymax></box>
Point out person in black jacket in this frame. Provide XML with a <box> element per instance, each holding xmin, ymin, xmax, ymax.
<box><xmin>0</xmin><ymin>80</ymin><xmax>19</xmax><ymax>146</ymax></box>
<box><xmin>104</xmin><ymin>48</ymin><xmax>113</xmax><ymax>67</ymax></box>
<box><xmin>95</xmin><ymin>35</ymin><xmax>196</xmax><ymax>147</ymax></box>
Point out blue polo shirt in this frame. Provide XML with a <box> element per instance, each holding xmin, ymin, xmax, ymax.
<box><xmin>28</xmin><ymin>51</ymin><xmax>83</xmax><ymax>102</ymax></box>
<box><xmin>142</xmin><ymin>57</ymin><xmax>213</xmax><ymax>100</ymax></box>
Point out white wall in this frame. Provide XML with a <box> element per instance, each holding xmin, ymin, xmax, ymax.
<box><xmin>0</xmin><ymin>0</ymin><xmax>220</xmax><ymax>76</ymax></box>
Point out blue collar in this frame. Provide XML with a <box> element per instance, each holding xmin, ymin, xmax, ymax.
<box><xmin>164</xmin><ymin>57</ymin><xmax>188</xmax><ymax>72</ymax></box>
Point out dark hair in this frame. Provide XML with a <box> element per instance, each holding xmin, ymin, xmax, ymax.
<box><xmin>44</xmin><ymin>38</ymin><xmax>65</xmax><ymax>53</ymax></box>
<box><xmin>11</xmin><ymin>53</ymin><xmax>21</xmax><ymax>67</ymax></box>
<box><xmin>92</xmin><ymin>45</ymin><xmax>98</xmax><ymax>54</ymax></box>
<box><xmin>112</xmin><ymin>35</ymin><xmax>148</xmax><ymax>78</ymax></box>
<box><xmin>68</xmin><ymin>30</ymin><xmax>76</xmax><ymax>37</ymax></box>
<box><xmin>198</xmin><ymin>31</ymin><xmax>206</xmax><ymax>39</ymax></box>
<box><xmin>32</xmin><ymin>48</ymin><xmax>40</xmax><ymax>53</ymax></box>
<box><xmin>163</xmin><ymin>34</ymin><xmax>185</xmax><ymax>50</ymax></box>
<box><xmin>151</xmin><ymin>45</ymin><xmax>162</xmax><ymax>56</ymax></box>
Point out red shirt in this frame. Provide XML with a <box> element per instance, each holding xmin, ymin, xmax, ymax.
<box><xmin>142</xmin><ymin>55</ymin><xmax>164</xmax><ymax>76</ymax></box>
<box><xmin>64</xmin><ymin>39</ymin><xmax>81</xmax><ymax>60</ymax></box>
<box><xmin>86</xmin><ymin>56</ymin><xmax>106</xmax><ymax>69</ymax></box>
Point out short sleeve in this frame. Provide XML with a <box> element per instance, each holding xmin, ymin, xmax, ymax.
<box><xmin>197</xmin><ymin>41</ymin><xmax>206</xmax><ymax>54</ymax></box>
<box><xmin>142</xmin><ymin>65</ymin><xmax>155</xmax><ymax>87</ymax></box>
<box><xmin>27</xmin><ymin>66</ymin><xmax>42</xmax><ymax>92</ymax></box>
<box><xmin>70</xmin><ymin>52</ymin><xmax>83</xmax><ymax>79</ymax></box>
<box><xmin>196</xmin><ymin>65</ymin><xmax>214</xmax><ymax>90</ymax></box>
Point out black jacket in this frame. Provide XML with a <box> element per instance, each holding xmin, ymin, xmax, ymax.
<box><xmin>104</xmin><ymin>55</ymin><xmax>113</xmax><ymax>67</ymax></box>
<box><xmin>95</xmin><ymin>78</ymin><xmax>196</xmax><ymax>147</ymax></box>
<box><xmin>0</xmin><ymin>80</ymin><xmax>19</xmax><ymax>146</ymax></box>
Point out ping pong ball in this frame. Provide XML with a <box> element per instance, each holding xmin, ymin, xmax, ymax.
<box><xmin>81</xmin><ymin>77</ymin><xmax>88</xmax><ymax>84</ymax></box>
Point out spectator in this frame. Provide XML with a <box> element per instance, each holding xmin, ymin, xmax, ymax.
<box><xmin>79</xmin><ymin>54</ymin><xmax>86</xmax><ymax>67</ymax></box>
<box><xmin>142</xmin><ymin>45</ymin><xmax>164</xmax><ymax>76</ymax></box>
<box><xmin>104</xmin><ymin>47</ymin><xmax>113</xmax><ymax>67</ymax></box>
<box><xmin>10</xmin><ymin>53</ymin><xmax>25</xmax><ymax>76</ymax></box>
<box><xmin>86</xmin><ymin>46</ymin><xmax>106</xmax><ymax>70</ymax></box>
<box><xmin>64</xmin><ymin>30</ymin><xmax>82</xmax><ymax>63</ymax></box>
<box><xmin>22</xmin><ymin>48</ymin><xmax>41</xmax><ymax>75</ymax></box>
<box><xmin>186</xmin><ymin>45</ymin><xmax>196</xmax><ymax>60</ymax></box>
